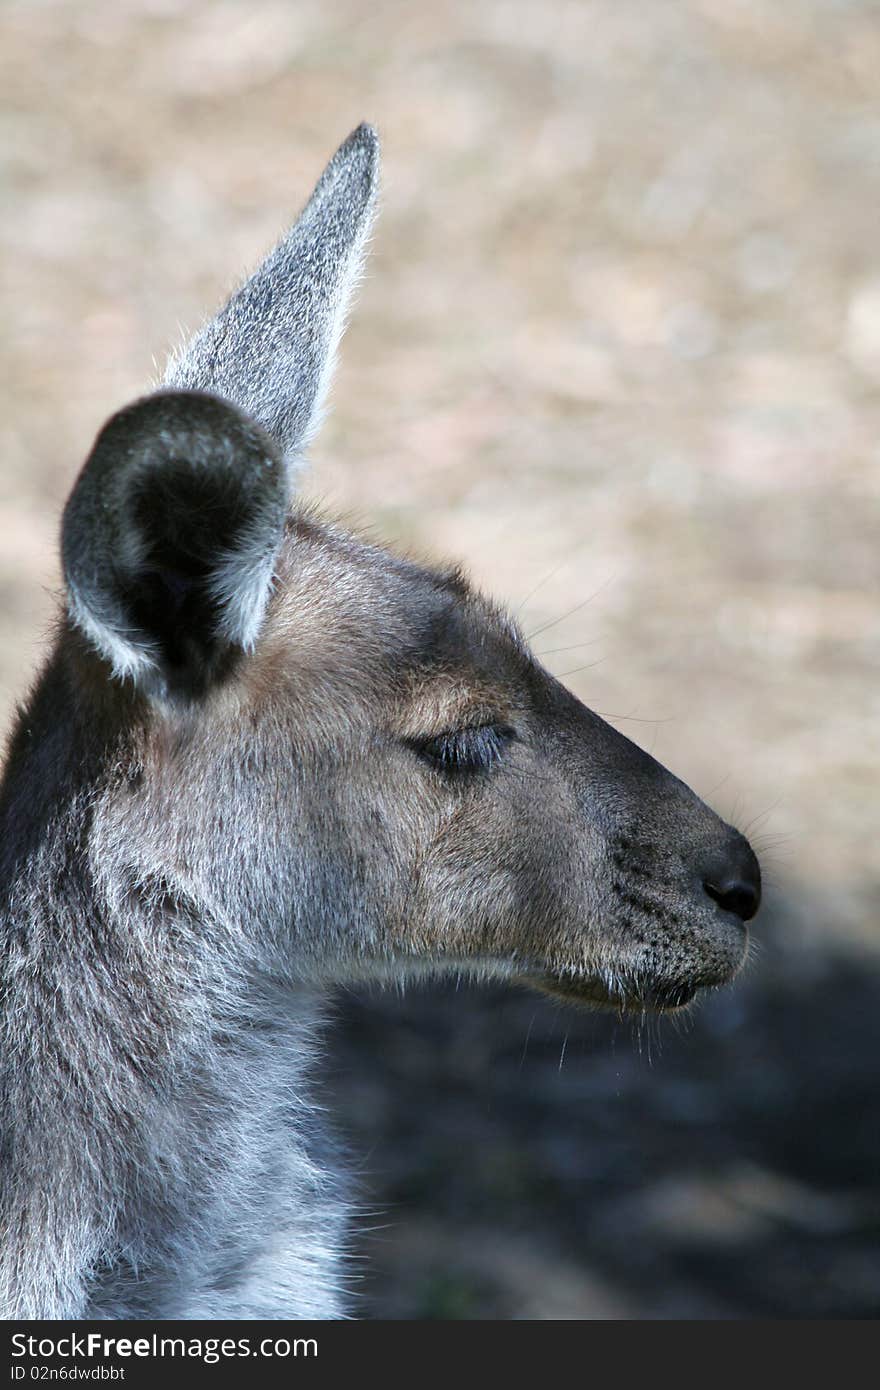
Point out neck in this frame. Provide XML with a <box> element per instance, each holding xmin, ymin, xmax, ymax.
<box><xmin>0</xmin><ymin>656</ymin><xmax>350</xmax><ymax>1320</ymax></box>
<box><xmin>85</xmin><ymin>979</ymin><xmax>348</xmax><ymax>1319</ymax></box>
<box><xmin>1</xmin><ymin>838</ymin><xmax>347</xmax><ymax>1318</ymax></box>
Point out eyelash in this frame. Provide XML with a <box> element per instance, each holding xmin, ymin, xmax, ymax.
<box><xmin>411</xmin><ymin>724</ymin><xmax>516</xmax><ymax>774</ymax></box>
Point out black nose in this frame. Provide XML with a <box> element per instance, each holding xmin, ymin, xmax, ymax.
<box><xmin>702</xmin><ymin>838</ymin><xmax>762</xmax><ymax>922</ymax></box>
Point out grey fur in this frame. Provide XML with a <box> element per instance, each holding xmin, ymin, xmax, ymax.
<box><xmin>0</xmin><ymin>126</ymin><xmax>760</xmax><ymax>1319</ymax></box>
<box><xmin>164</xmin><ymin>122</ymin><xmax>379</xmax><ymax>463</ymax></box>
<box><xmin>61</xmin><ymin>391</ymin><xmax>289</xmax><ymax>696</ymax></box>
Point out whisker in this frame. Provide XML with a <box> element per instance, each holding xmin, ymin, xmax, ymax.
<box><xmin>556</xmin><ymin>660</ymin><xmax>605</xmax><ymax>680</ymax></box>
<box><xmin>534</xmin><ymin>638</ymin><xmax>600</xmax><ymax>658</ymax></box>
<box><xmin>515</xmin><ymin>559</ymin><xmax>570</xmax><ymax>616</ymax></box>
<box><xmin>525</xmin><ymin>575</ymin><xmax>616</xmax><ymax>642</ymax></box>
<box><xmin>592</xmin><ymin>710</ymin><xmax>675</xmax><ymax>725</ymax></box>
<box><xmin>740</xmin><ymin>801</ymin><xmax>783</xmax><ymax>837</ymax></box>
<box><xmin>703</xmin><ymin>770</ymin><xmax>732</xmax><ymax>800</ymax></box>
<box><xmin>515</xmin><ymin>539</ymin><xmax>593</xmax><ymax>616</ymax></box>
<box><xmin>519</xmin><ymin>1014</ymin><xmax>536</xmax><ymax>1072</ymax></box>
<box><xmin>751</xmin><ymin>832</ymin><xmax>793</xmax><ymax>855</ymax></box>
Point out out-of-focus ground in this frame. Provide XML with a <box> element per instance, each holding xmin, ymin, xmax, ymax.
<box><xmin>0</xmin><ymin>0</ymin><xmax>877</xmax><ymax>1317</ymax></box>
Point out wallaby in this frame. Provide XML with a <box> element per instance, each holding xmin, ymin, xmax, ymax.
<box><xmin>0</xmin><ymin>125</ymin><xmax>760</xmax><ymax>1319</ymax></box>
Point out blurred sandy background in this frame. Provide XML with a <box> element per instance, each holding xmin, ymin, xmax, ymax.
<box><xmin>1</xmin><ymin>0</ymin><xmax>878</xmax><ymax>1317</ymax></box>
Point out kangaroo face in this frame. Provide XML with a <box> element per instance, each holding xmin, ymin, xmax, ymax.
<box><xmin>60</xmin><ymin>126</ymin><xmax>760</xmax><ymax>1018</ymax></box>
<box><xmin>242</xmin><ymin>511</ymin><xmax>757</xmax><ymax>1011</ymax></box>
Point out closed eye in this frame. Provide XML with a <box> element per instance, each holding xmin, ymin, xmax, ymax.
<box><xmin>409</xmin><ymin>724</ymin><xmax>517</xmax><ymax>774</ymax></box>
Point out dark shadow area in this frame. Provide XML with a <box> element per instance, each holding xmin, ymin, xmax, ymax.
<box><xmin>326</xmin><ymin>901</ymin><xmax>880</xmax><ymax>1318</ymax></box>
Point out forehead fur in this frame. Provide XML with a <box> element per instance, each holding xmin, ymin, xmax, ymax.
<box><xmin>244</xmin><ymin>510</ymin><xmax>529</xmax><ymax>731</ymax></box>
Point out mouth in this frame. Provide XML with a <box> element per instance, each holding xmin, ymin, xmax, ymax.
<box><xmin>523</xmin><ymin>973</ymin><xmax>700</xmax><ymax>1014</ymax></box>
<box><xmin>516</xmin><ymin>913</ymin><xmax>750</xmax><ymax>1016</ymax></box>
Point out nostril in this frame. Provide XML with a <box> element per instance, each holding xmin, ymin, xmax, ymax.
<box><xmin>700</xmin><ymin>834</ymin><xmax>762</xmax><ymax>922</ymax></box>
<box><xmin>704</xmin><ymin>875</ymin><xmax>761</xmax><ymax>922</ymax></box>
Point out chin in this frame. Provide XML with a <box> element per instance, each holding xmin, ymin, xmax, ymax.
<box><xmin>524</xmin><ymin>972</ymin><xmax>700</xmax><ymax>1013</ymax></box>
<box><xmin>515</xmin><ymin>916</ymin><xmax>751</xmax><ymax>1015</ymax></box>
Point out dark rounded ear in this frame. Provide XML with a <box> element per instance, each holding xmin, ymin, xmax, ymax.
<box><xmin>61</xmin><ymin>390</ymin><xmax>288</xmax><ymax>698</ymax></box>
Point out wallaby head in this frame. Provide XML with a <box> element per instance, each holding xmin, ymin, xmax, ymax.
<box><xmin>1</xmin><ymin>124</ymin><xmax>760</xmax><ymax>1317</ymax></box>
<box><xmin>59</xmin><ymin>122</ymin><xmax>758</xmax><ymax>1012</ymax></box>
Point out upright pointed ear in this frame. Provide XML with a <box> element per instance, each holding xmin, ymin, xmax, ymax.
<box><xmin>61</xmin><ymin>390</ymin><xmax>287</xmax><ymax>699</ymax></box>
<box><xmin>163</xmin><ymin>123</ymin><xmax>380</xmax><ymax>464</ymax></box>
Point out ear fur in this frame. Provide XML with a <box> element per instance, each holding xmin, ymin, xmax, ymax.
<box><xmin>63</xmin><ymin>123</ymin><xmax>382</xmax><ymax>699</ymax></box>
<box><xmin>163</xmin><ymin>123</ymin><xmax>380</xmax><ymax>466</ymax></box>
<box><xmin>61</xmin><ymin>390</ymin><xmax>287</xmax><ymax>699</ymax></box>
